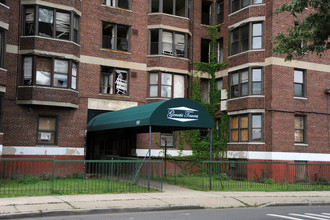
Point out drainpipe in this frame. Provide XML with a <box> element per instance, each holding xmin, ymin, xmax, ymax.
<box><xmin>325</xmin><ymin>89</ymin><xmax>330</xmax><ymax>147</ymax></box>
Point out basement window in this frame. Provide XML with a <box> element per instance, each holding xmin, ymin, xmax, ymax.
<box><xmin>37</xmin><ymin>116</ymin><xmax>57</xmax><ymax>145</ymax></box>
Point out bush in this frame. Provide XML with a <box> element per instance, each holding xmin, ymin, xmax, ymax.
<box><xmin>16</xmin><ymin>175</ymin><xmax>41</xmax><ymax>184</ymax></box>
<box><xmin>263</xmin><ymin>178</ymin><xmax>274</xmax><ymax>184</ymax></box>
<box><xmin>319</xmin><ymin>176</ymin><xmax>329</xmax><ymax>185</ymax></box>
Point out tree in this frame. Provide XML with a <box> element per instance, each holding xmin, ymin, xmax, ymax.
<box><xmin>272</xmin><ymin>0</ymin><xmax>330</xmax><ymax>61</ymax></box>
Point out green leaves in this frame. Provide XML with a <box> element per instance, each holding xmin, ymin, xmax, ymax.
<box><xmin>273</xmin><ymin>0</ymin><xmax>330</xmax><ymax>61</ymax></box>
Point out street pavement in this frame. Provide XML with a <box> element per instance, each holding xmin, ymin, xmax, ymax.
<box><xmin>0</xmin><ymin>184</ymin><xmax>330</xmax><ymax>219</ymax></box>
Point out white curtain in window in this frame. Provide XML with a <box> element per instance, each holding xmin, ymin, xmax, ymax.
<box><xmin>173</xmin><ymin>75</ymin><xmax>184</xmax><ymax>98</ymax></box>
<box><xmin>39</xmin><ymin>8</ymin><xmax>53</xmax><ymax>23</ymax></box>
<box><xmin>26</xmin><ymin>8</ymin><xmax>34</xmax><ymax>22</ymax></box>
<box><xmin>162</xmin><ymin>32</ymin><xmax>173</xmax><ymax>54</ymax></box>
<box><xmin>56</xmin><ymin>12</ymin><xmax>70</xmax><ymax>38</ymax></box>
<box><xmin>71</xmin><ymin>63</ymin><xmax>77</xmax><ymax>90</ymax></box>
<box><xmin>54</xmin><ymin>60</ymin><xmax>68</xmax><ymax>74</ymax></box>
<box><xmin>23</xmin><ymin>57</ymin><xmax>33</xmax><ymax>79</ymax></box>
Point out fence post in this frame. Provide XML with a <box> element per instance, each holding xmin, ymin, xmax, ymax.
<box><xmin>52</xmin><ymin>157</ymin><xmax>55</xmax><ymax>193</ymax></box>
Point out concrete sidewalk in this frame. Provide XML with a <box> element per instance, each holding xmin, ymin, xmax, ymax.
<box><xmin>1</xmin><ymin>184</ymin><xmax>330</xmax><ymax>219</ymax></box>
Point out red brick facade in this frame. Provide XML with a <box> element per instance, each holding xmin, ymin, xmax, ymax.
<box><xmin>0</xmin><ymin>0</ymin><xmax>329</xmax><ymax>164</ymax></box>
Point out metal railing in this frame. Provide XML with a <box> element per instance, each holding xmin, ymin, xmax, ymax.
<box><xmin>164</xmin><ymin>159</ymin><xmax>330</xmax><ymax>191</ymax></box>
<box><xmin>0</xmin><ymin>158</ymin><xmax>163</xmax><ymax>197</ymax></box>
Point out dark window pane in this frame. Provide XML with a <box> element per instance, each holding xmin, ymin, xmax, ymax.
<box><xmin>38</xmin><ymin>8</ymin><xmax>54</xmax><ymax>37</ymax></box>
<box><xmin>102</xmin><ymin>23</ymin><xmax>114</xmax><ymax>49</ymax></box>
<box><xmin>294</xmin><ymin>84</ymin><xmax>303</xmax><ymax>97</ymax></box>
<box><xmin>232</xmin><ymin>0</ymin><xmax>239</xmax><ymax>12</ymax></box>
<box><xmin>163</xmin><ymin>0</ymin><xmax>173</xmax><ymax>14</ymax></box>
<box><xmin>118</xmin><ymin>0</ymin><xmax>129</xmax><ymax>9</ymax></box>
<box><xmin>25</xmin><ymin>7</ymin><xmax>35</xmax><ymax>35</ymax></box>
<box><xmin>176</xmin><ymin>0</ymin><xmax>186</xmax><ymax>16</ymax></box>
<box><xmin>151</xmin><ymin>0</ymin><xmax>160</xmax><ymax>12</ymax></box>
<box><xmin>150</xmin><ymin>29</ymin><xmax>159</xmax><ymax>54</ymax></box>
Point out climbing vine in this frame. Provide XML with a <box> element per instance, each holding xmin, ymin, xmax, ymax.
<box><xmin>183</xmin><ymin>25</ymin><xmax>228</xmax><ymax>160</ymax></box>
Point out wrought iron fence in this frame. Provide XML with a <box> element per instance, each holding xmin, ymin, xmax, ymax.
<box><xmin>164</xmin><ymin>159</ymin><xmax>330</xmax><ymax>191</ymax></box>
<box><xmin>0</xmin><ymin>158</ymin><xmax>163</xmax><ymax>197</ymax></box>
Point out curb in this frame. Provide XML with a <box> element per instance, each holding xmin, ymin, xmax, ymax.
<box><xmin>264</xmin><ymin>202</ymin><xmax>330</xmax><ymax>207</ymax></box>
<box><xmin>0</xmin><ymin>205</ymin><xmax>204</xmax><ymax>219</ymax></box>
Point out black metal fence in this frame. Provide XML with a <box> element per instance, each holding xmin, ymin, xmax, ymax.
<box><xmin>164</xmin><ymin>159</ymin><xmax>330</xmax><ymax>191</ymax></box>
<box><xmin>0</xmin><ymin>158</ymin><xmax>163</xmax><ymax>197</ymax></box>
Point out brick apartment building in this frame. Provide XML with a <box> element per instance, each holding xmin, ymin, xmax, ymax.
<box><xmin>0</xmin><ymin>0</ymin><xmax>329</xmax><ymax>166</ymax></box>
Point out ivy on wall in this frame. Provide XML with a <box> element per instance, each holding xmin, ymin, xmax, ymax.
<box><xmin>183</xmin><ymin>25</ymin><xmax>228</xmax><ymax>160</ymax></box>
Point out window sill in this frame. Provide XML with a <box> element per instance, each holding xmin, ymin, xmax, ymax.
<box><xmin>228</xmin><ymin>142</ymin><xmax>265</xmax><ymax>145</ymax></box>
<box><xmin>20</xmin><ymin>35</ymin><xmax>81</xmax><ymax>47</ymax></box>
<box><xmin>294</xmin><ymin>143</ymin><xmax>308</xmax><ymax>147</ymax></box>
<box><xmin>147</xmin><ymin>54</ymin><xmax>189</xmax><ymax>61</ymax></box>
<box><xmin>100</xmin><ymin>48</ymin><xmax>131</xmax><ymax>55</ymax></box>
<box><xmin>18</xmin><ymin>85</ymin><xmax>79</xmax><ymax>93</ymax></box>
<box><xmin>101</xmin><ymin>5</ymin><xmax>132</xmax><ymax>12</ymax></box>
<box><xmin>294</xmin><ymin>97</ymin><xmax>307</xmax><ymax>100</ymax></box>
<box><xmin>99</xmin><ymin>93</ymin><xmax>130</xmax><ymax>99</ymax></box>
<box><xmin>228</xmin><ymin>49</ymin><xmax>265</xmax><ymax>58</ymax></box>
<box><xmin>0</xmin><ymin>3</ymin><xmax>9</xmax><ymax>9</ymax></box>
<box><xmin>147</xmin><ymin>97</ymin><xmax>171</xmax><ymax>101</ymax></box>
<box><xmin>148</xmin><ymin>12</ymin><xmax>190</xmax><ymax>20</ymax></box>
<box><xmin>228</xmin><ymin>95</ymin><xmax>265</xmax><ymax>101</ymax></box>
<box><xmin>229</xmin><ymin>3</ymin><xmax>265</xmax><ymax>16</ymax></box>
<box><xmin>0</xmin><ymin>67</ymin><xmax>7</xmax><ymax>72</ymax></box>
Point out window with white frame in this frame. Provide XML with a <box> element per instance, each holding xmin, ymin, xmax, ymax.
<box><xmin>229</xmin><ymin>67</ymin><xmax>263</xmax><ymax>98</ymax></box>
<box><xmin>294</xmin><ymin>69</ymin><xmax>305</xmax><ymax>97</ymax></box>
<box><xmin>294</xmin><ymin>115</ymin><xmax>305</xmax><ymax>143</ymax></box>
<box><xmin>149</xmin><ymin>72</ymin><xmax>185</xmax><ymax>98</ymax></box>
<box><xmin>230</xmin><ymin>114</ymin><xmax>262</xmax><ymax>142</ymax></box>
<box><xmin>24</xmin><ymin>6</ymin><xmax>80</xmax><ymax>43</ymax></box>
<box><xmin>217</xmin><ymin>38</ymin><xmax>224</xmax><ymax>63</ymax></box>
<box><xmin>102</xmin><ymin>0</ymin><xmax>130</xmax><ymax>9</ymax></box>
<box><xmin>149</xmin><ymin>29</ymin><xmax>189</xmax><ymax>58</ymax></box>
<box><xmin>151</xmin><ymin>0</ymin><xmax>190</xmax><ymax>18</ymax></box>
<box><xmin>102</xmin><ymin>22</ymin><xmax>130</xmax><ymax>52</ymax></box>
<box><xmin>230</xmin><ymin>0</ymin><xmax>263</xmax><ymax>13</ymax></box>
<box><xmin>0</xmin><ymin>28</ymin><xmax>5</xmax><ymax>69</ymax></box>
<box><xmin>23</xmin><ymin>56</ymin><xmax>78</xmax><ymax>89</ymax></box>
<box><xmin>230</xmin><ymin>22</ymin><xmax>263</xmax><ymax>55</ymax></box>
<box><xmin>37</xmin><ymin>116</ymin><xmax>57</xmax><ymax>145</ymax></box>
<box><xmin>100</xmin><ymin>66</ymin><xmax>128</xmax><ymax>95</ymax></box>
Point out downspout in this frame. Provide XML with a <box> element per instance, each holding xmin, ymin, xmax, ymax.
<box><xmin>325</xmin><ymin>89</ymin><xmax>330</xmax><ymax>147</ymax></box>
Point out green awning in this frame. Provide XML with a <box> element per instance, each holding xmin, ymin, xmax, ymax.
<box><xmin>87</xmin><ymin>98</ymin><xmax>213</xmax><ymax>132</ymax></box>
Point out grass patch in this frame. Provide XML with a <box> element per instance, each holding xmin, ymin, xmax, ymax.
<box><xmin>164</xmin><ymin>174</ymin><xmax>330</xmax><ymax>192</ymax></box>
<box><xmin>0</xmin><ymin>175</ymin><xmax>159</xmax><ymax>197</ymax></box>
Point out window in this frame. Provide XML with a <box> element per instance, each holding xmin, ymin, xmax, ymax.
<box><xmin>151</xmin><ymin>0</ymin><xmax>190</xmax><ymax>18</ymax></box>
<box><xmin>161</xmin><ymin>133</ymin><xmax>174</xmax><ymax>148</ymax></box>
<box><xmin>202</xmin><ymin>0</ymin><xmax>212</xmax><ymax>25</ymax></box>
<box><xmin>230</xmin><ymin>0</ymin><xmax>263</xmax><ymax>13</ymax></box>
<box><xmin>216</xmin><ymin>0</ymin><xmax>224</xmax><ymax>24</ymax></box>
<box><xmin>0</xmin><ymin>92</ymin><xmax>3</xmax><ymax>132</ymax></box>
<box><xmin>102</xmin><ymin>22</ymin><xmax>130</xmax><ymax>52</ymax></box>
<box><xmin>294</xmin><ymin>116</ymin><xmax>305</xmax><ymax>143</ymax></box>
<box><xmin>37</xmin><ymin>116</ymin><xmax>57</xmax><ymax>145</ymax></box>
<box><xmin>294</xmin><ymin>69</ymin><xmax>305</xmax><ymax>97</ymax></box>
<box><xmin>0</xmin><ymin>0</ymin><xmax>6</xmax><ymax>4</ymax></box>
<box><xmin>149</xmin><ymin>72</ymin><xmax>185</xmax><ymax>98</ymax></box>
<box><xmin>216</xmin><ymin>78</ymin><xmax>223</xmax><ymax>90</ymax></box>
<box><xmin>149</xmin><ymin>29</ymin><xmax>189</xmax><ymax>58</ymax></box>
<box><xmin>201</xmin><ymin>38</ymin><xmax>211</xmax><ymax>63</ymax></box>
<box><xmin>23</xmin><ymin>56</ymin><xmax>78</xmax><ymax>89</ymax></box>
<box><xmin>229</xmin><ymin>68</ymin><xmax>263</xmax><ymax>98</ymax></box>
<box><xmin>230</xmin><ymin>114</ymin><xmax>262</xmax><ymax>142</ymax></box>
<box><xmin>0</xmin><ymin>28</ymin><xmax>5</xmax><ymax>69</ymax></box>
<box><xmin>216</xmin><ymin>38</ymin><xmax>224</xmax><ymax>63</ymax></box>
<box><xmin>230</xmin><ymin>22</ymin><xmax>263</xmax><ymax>55</ymax></box>
<box><xmin>102</xmin><ymin>0</ymin><xmax>130</xmax><ymax>9</ymax></box>
<box><xmin>100</xmin><ymin>66</ymin><xmax>128</xmax><ymax>95</ymax></box>
<box><xmin>201</xmin><ymin>78</ymin><xmax>210</xmax><ymax>103</ymax></box>
<box><xmin>24</xmin><ymin>6</ymin><xmax>80</xmax><ymax>43</ymax></box>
